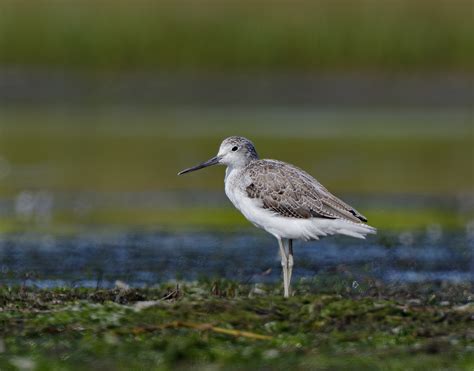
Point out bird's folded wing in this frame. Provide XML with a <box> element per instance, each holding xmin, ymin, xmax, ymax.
<box><xmin>245</xmin><ymin>160</ymin><xmax>367</xmax><ymax>223</ymax></box>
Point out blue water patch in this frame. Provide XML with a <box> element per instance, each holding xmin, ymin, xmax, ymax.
<box><xmin>0</xmin><ymin>230</ymin><xmax>472</xmax><ymax>288</ymax></box>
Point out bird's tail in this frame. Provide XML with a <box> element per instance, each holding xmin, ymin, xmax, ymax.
<box><xmin>335</xmin><ymin>221</ymin><xmax>377</xmax><ymax>239</ymax></box>
<box><xmin>304</xmin><ymin>218</ymin><xmax>377</xmax><ymax>240</ymax></box>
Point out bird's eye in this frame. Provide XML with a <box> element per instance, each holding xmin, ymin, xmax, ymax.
<box><xmin>232</xmin><ymin>146</ymin><xmax>238</xmax><ymax>152</ymax></box>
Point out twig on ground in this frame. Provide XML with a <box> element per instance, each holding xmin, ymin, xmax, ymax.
<box><xmin>130</xmin><ymin>321</ymin><xmax>272</xmax><ymax>340</ymax></box>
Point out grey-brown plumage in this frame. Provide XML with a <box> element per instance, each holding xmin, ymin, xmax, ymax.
<box><xmin>245</xmin><ymin>160</ymin><xmax>368</xmax><ymax>223</ymax></box>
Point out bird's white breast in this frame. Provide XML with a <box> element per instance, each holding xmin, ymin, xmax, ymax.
<box><xmin>224</xmin><ymin>167</ymin><xmax>248</xmax><ymax>213</ymax></box>
<box><xmin>224</xmin><ymin>166</ymin><xmax>283</xmax><ymax>235</ymax></box>
<box><xmin>225</xmin><ymin>167</ymin><xmax>258</xmax><ymax>221</ymax></box>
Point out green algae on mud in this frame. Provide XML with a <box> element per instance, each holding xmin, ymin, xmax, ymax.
<box><xmin>0</xmin><ymin>281</ymin><xmax>473</xmax><ymax>370</ymax></box>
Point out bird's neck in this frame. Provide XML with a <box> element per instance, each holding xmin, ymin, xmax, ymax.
<box><xmin>225</xmin><ymin>164</ymin><xmax>236</xmax><ymax>182</ymax></box>
<box><xmin>225</xmin><ymin>163</ymin><xmax>243</xmax><ymax>183</ymax></box>
<box><xmin>224</xmin><ymin>158</ymin><xmax>256</xmax><ymax>184</ymax></box>
<box><xmin>227</xmin><ymin>157</ymin><xmax>256</xmax><ymax>171</ymax></box>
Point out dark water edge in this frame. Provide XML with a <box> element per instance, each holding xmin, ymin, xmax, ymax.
<box><xmin>0</xmin><ymin>230</ymin><xmax>472</xmax><ymax>288</ymax></box>
<box><xmin>1</xmin><ymin>70</ymin><xmax>473</xmax><ymax>108</ymax></box>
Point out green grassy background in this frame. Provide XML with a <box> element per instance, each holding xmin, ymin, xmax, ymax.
<box><xmin>1</xmin><ymin>0</ymin><xmax>473</xmax><ymax>72</ymax></box>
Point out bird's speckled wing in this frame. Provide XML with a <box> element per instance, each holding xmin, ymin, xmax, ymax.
<box><xmin>245</xmin><ymin>160</ymin><xmax>367</xmax><ymax>223</ymax></box>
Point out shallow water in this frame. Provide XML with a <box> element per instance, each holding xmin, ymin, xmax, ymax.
<box><xmin>0</xmin><ymin>229</ymin><xmax>471</xmax><ymax>288</ymax></box>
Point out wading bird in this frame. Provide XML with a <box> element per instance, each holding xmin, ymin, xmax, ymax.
<box><xmin>178</xmin><ymin>137</ymin><xmax>376</xmax><ymax>297</ymax></box>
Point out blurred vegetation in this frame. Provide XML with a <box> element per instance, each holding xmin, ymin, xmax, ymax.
<box><xmin>0</xmin><ymin>206</ymin><xmax>468</xmax><ymax>234</ymax></box>
<box><xmin>0</xmin><ymin>1</ymin><xmax>472</xmax><ymax>233</ymax></box>
<box><xmin>56</xmin><ymin>207</ymin><xmax>470</xmax><ymax>232</ymax></box>
<box><xmin>0</xmin><ymin>281</ymin><xmax>472</xmax><ymax>370</ymax></box>
<box><xmin>1</xmin><ymin>108</ymin><xmax>472</xmax><ymax>231</ymax></box>
<box><xmin>0</xmin><ymin>0</ymin><xmax>473</xmax><ymax>72</ymax></box>
<box><xmin>0</xmin><ymin>109</ymin><xmax>472</xmax><ymax>196</ymax></box>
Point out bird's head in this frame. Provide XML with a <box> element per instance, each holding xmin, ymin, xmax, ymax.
<box><xmin>178</xmin><ymin>136</ymin><xmax>258</xmax><ymax>175</ymax></box>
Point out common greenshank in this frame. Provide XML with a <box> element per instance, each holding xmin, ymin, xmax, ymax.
<box><xmin>178</xmin><ymin>136</ymin><xmax>376</xmax><ymax>297</ymax></box>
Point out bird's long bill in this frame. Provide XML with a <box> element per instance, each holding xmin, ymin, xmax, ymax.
<box><xmin>177</xmin><ymin>155</ymin><xmax>221</xmax><ymax>175</ymax></box>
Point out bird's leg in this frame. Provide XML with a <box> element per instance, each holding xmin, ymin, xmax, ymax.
<box><xmin>278</xmin><ymin>238</ymin><xmax>290</xmax><ymax>298</ymax></box>
<box><xmin>287</xmin><ymin>239</ymin><xmax>294</xmax><ymax>291</ymax></box>
<box><xmin>282</xmin><ymin>239</ymin><xmax>294</xmax><ymax>297</ymax></box>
